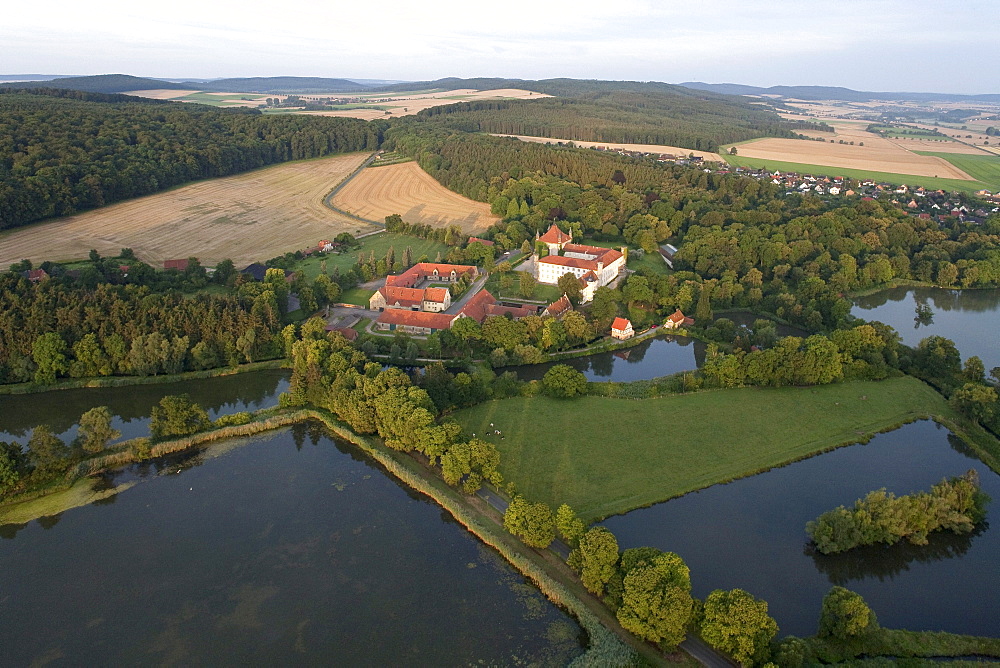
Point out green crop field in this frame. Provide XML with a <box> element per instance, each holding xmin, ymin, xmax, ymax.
<box><xmin>453</xmin><ymin>377</ymin><xmax>954</xmax><ymax>522</ymax></box>
<box><xmin>289</xmin><ymin>233</ymin><xmax>450</xmax><ymax>280</ymax></box>
<box><xmin>870</xmin><ymin>126</ymin><xmax>952</xmax><ymax>141</ymax></box>
<box><xmin>914</xmin><ymin>152</ymin><xmax>1000</xmax><ymax>191</ymax></box>
<box><xmin>178</xmin><ymin>92</ymin><xmax>267</xmax><ymax>106</ymax></box>
<box><xmin>723</xmin><ymin>155</ymin><xmax>986</xmax><ymax>194</ymax></box>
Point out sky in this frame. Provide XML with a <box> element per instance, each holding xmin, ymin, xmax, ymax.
<box><xmin>3</xmin><ymin>0</ymin><xmax>997</xmax><ymax>94</ymax></box>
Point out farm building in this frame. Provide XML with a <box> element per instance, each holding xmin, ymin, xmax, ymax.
<box><xmin>373</xmin><ymin>310</ymin><xmax>456</xmax><ymax>335</ymax></box>
<box><xmin>664</xmin><ymin>309</ymin><xmax>694</xmax><ymax>329</ymax></box>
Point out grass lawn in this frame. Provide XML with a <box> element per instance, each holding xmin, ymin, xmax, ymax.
<box><xmin>339</xmin><ymin>286</ymin><xmax>374</xmax><ymax>306</ymax></box>
<box><xmin>913</xmin><ymin>152</ymin><xmax>1000</xmax><ymax>191</ymax></box>
<box><xmin>452</xmin><ymin>377</ymin><xmax>955</xmax><ymax>522</ymax></box>
<box><xmin>723</xmin><ymin>155</ymin><xmax>986</xmax><ymax>194</ymax></box>
<box><xmin>290</xmin><ymin>233</ymin><xmax>450</xmax><ymax>279</ymax></box>
<box><xmin>485</xmin><ymin>273</ymin><xmax>563</xmax><ymax>302</ymax></box>
<box><xmin>581</xmin><ymin>239</ymin><xmax>671</xmax><ymax>276</ymax></box>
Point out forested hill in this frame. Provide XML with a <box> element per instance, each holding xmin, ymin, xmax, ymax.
<box><xmin>0</xmin><ymin>90</ymin><xmax>385</xmax><ymax>231</ymax></box>
<box><xmin>191</xmin><ymin>77</ymin><xmax>372</xmax><ymax>93</ymax></box>
<box><xmin>0</xmin><ymin>74</ymin><xmax>192</xmax><ymax>94</ymax></box>
<box><xmin>680</xmin><ymin>82</ymin><xmax>1000</xmax><ymax>103</ymax></box>
<box><xmin>412</xmin><ymin>92</ymin><xmax>821</xmax><ymax>152</ymax></box>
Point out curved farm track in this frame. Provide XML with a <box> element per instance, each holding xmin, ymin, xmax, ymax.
<box><xmin>331</xmin><ymin>161</ymin><xmax>499</xmax><ymax>233</ymax></box>
<box><xmin>0</xmin><ymin>153</ymin><xmax>378</xmax><ymax>267</ymax></box>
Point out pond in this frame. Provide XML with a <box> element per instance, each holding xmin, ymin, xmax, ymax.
<box><xmin>508</xmin><ymin>335</ymin><xmax>705</xmax><ymax>382</ymax></box>
<box><xmin>852</xmin><ymin>286</ymin><xmax>1000</xmax><ymax>369</ymax></box>
<box><xmin>601</xmin><ymin>420</ymin><xmax>1000</xmax><ymax>638</ymax></box>
<box><xmin>0</xmin><ymin>424</ymin><xmax>583</xmax><ymax>665</ymax></box>
<box><xmin>0</xmin><ymin>369</ymin><xmax>291</xmax><ymax>444</ymax></box>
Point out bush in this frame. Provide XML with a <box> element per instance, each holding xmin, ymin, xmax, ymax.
<box><xmin>214</xmin><ymin>412</ymin><xmax>252</xmax><ymax>427</ymax></box>
<box><xmin>542</xmin><ymin>364</ymin><xmax>588</xmax><ymax>398</ymax></box>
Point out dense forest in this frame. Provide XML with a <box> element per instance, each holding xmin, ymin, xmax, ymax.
<box><xmin>0</xmin><ymin>89</ymin><xmax>386</xmax><ymax>230</ymax></box>
<box><xmin>414</xmin><ymin>93</ymin><xmax>822</xmax><ymax>151</ymax></box>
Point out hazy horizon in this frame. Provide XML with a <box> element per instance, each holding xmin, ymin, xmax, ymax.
<box><xmin>5</xmin><ymin>0</ymin><xmax>997</xmax><ymax>95</ymax></box>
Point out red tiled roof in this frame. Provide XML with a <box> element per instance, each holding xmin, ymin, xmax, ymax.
<box><xmin>538</xmin><ymin>224</ymin><xmax>571</xmax><ymax>245</ymax></box>
<box><xmin>611</xmin><ymin>317</ymin><xmax>631</xmax><ymax>331</ymax></box>
<box><xmin>458</xmin><ymin>289</ymin><xmax>498</xmax><ymax>323</ymax></box>
<box><xmin>26</xmin><ymin>268</ymin><xmax>49</xmax><ymax>281</ymax></box>
<box><xmin>377</xmin><ymin>310</ymin><xmax>455</xmax><ymax>330</ymax></box>
<box><xmin>543</xmin><ymin>294</ymin><xmax>572</xmax><ymax>318</ymax></box>
<box><xmin>485</xmin><ymin>303</ymin><xmax>537</xmax><ymax>319</ymax></box>
<box><xmin>163</xmin><ymin>259</ymin><xmax>189</xmax><ymax>271</ymax></box>
<box><xmin>380</xmin><ymin>286</ymin><xmax>425</xmax><ymax>308</ymax></box>
<box><xmin>324</xmin><ymin>326</ymin><xmax>359</xmax><ymax>341</ymax></box>
<box><xmin>468</xmin><ymin>236</ymin><xmax>495</xmax><ymax>246</ymax></box>
<box><xmin>667</xmin><ymin>309</ymin><xmax>694</xmax><ymax>325</ymax></box>
<box><xmin>540</xmin><ymin>255</ymin><xmax>597</xmax><ymax>270</ymax></box>
<box><xmin>423</xmin><ymin>287</ymin><xmax>450</xmax><ymax>303</ymax></box>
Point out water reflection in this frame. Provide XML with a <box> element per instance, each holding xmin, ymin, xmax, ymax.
<box><xmin>509</xmin><ymin>335</ymin><xmax>704</xmax><ymax>382</ymax></box>
<box><xmin>852</xmin><ymin>287</ymin><xmax>1000</xmax><ymax>368</ymax></box>
<box><xmin>808</xmin><ymin>523</ymin><xmax>985</xmax><ymax>586</ymax></box>
<box><xmin>601</xmin><ymin>421</ymin><xmax>1000</xmax><ymax>637</ymax></box>
<box><xmin>0</xmin><ymin>369</ymin><xmax>290</xmax><ymax>442</ymax></box>
<box><xmin>0</xmin><ymin>425</ymin><xmax>583</xmax><ymax>665</ymax></box>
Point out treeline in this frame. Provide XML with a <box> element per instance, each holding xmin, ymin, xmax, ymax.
<box><xmin>0</xmin><ymin>89</ymin><xmax>386</xmax><ymax>230</ymax></box>
<box><xmin>416</xmin><ymin>93</ymin><xmax>822</xmax><ymax>152</ymax></box>
<box><xmin>0</xmin><ymin>273</ymin><xmax>287</xmax><ymax>384</ymax></box>
<box><xmin>806</xmin><ymin>470</ymin><xmax>989</xmax><ymax>554</ymax></box>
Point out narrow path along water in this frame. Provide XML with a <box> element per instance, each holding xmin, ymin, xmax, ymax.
<box><xmin>0</xmin><ymin>425</ymin><xmax>584</xmax><ymax>665</ymax></box>
<box><xmin>601</xmin><ymin>420</ymin><xmax>1000</xmax><ymax>638</ymax></box>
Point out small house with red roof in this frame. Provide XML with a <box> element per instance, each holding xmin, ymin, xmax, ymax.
<box><xmin>611</xmin><ymin>317</ymin><xmax>634</xmax><ymax>340</ymax></box>
<box><xmin>163</xmin><ymin>259</ymin><xmax>190</xmax><ymax>271</ymax></box>
<box><xmin>467</xmin><ymin>236</ymin><xmax>495</xmax><ymax>247</ymax></box>
<box><xmin>538</xmin><ymin>223</ymin><xmax>573</xmax><ymax>254</ymax></box>
<box><xmin>664</xmin><ymin>309</ymin><xmax>694</xmax><ymax>330</ymax></box>
<box><xmin>24</xmin><ymin>268</ymin><xmax>49</xmax><ymax>283</ymax></box>
<box><xmin>542</xmin><ymin>294</ymin><xmax>573</xmax><ymax>319</ymax></box>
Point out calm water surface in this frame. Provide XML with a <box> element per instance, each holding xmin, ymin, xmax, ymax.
<box><xmin>602</xmin><ymin>420</ymin><xmax>1000</xmax><ymax>637</ymax></box>
<box><xmin>509</xmin><ymin>335</ymin><xmax>705</xmax><ymax>382</ymax></box>
<box><xmin>0</xmin><ymin>369</ymin><xmax>290</xmax><ymax>442</ymax></box>
<box><xmin>0</xmin><ymin>424</ymin><xmax>583</xmax><ymax>665</ymax></box>
<box><xmin>852</xmin><ymin>287</ymin><xmax>1000</xmax><ymax>369</ymax></box>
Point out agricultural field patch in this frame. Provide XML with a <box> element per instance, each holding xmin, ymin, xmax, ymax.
<box><xmin>0</xmin><ymin>153</ymin><xmax>376</xmax><ymax>268</ymax></box>
<box><xmin>912</xmin><ymin>152</ymin><xmax>1000</xmax><ymax>190</ymax></box>
<box><xmin>288</xmin><ymin>232</ymin><xmax>449</xmax><ymax>279</ymax></box>
<box><xmin>331</xmin><ymin>162</ymin><xmax>499</xmax><ymax>233</ymax></box>
<box><xmin>492</xmin><ymin>134</ymin><xmax>723</xmax><ymax>162</ymax></box>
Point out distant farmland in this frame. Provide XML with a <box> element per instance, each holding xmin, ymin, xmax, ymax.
<box><xmin>0</xmin><ymin>153</ymin><xmax>377</xmax><ymax>267</ymax></box>
<box><xmin>331</xmin><ymin>162</ymin><xmax>499</xmax><ymax>233</ymax></box>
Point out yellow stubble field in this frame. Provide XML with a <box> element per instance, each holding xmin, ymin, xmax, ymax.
<box><xmin>0</xmin><ymin>153</ymin><xmax>377</xmax><ymax>268</ymax></box>
<box><xmin>740</xmin><ymin>120</ymin><xmax>973</xmax><ymax>179</ymax></box>
<box><xmin>492</xmin><ymin>134</ymin><xmax>724</xmax><ymax>161</ymax></box>
<box><xmin>331</xmin><ymin>161</ymin><xmax>499</xmax><ymax>233</ymax></box>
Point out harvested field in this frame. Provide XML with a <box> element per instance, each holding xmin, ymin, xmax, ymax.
<box><xmin>0</xmin><ymin>153</ymin><xmax>376</xmax><ymax>267</ymax></box>
<box><xmin>736</xmin><ymin>121</ymin><xmax>973</xmax><ymax>180</ymax></box>
<box><xmin>493</xmin><ymin>134</ymin><xmax>723</xmax><ymax>161</ymax></box>
<box><xmin>125</xmin><ymin>87</ymin><xmax>548</xmax><ymax>119</ymax></box>
<box><xmin>123</xmin><ymin>88</ymin><xmax>200</xmax><ymax>99</ymax></box>
<box><xmin>331</xmin><ymin>161</ymin><xmax>499</xmax><ymax>233</ymax></box>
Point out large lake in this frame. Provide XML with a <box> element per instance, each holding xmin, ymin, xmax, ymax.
<box><xmin>601</xmin><ymin>420</ymin><xmax>1000</xmax><ymax>638</ymax></box>
<box><xmin>0</xmin><ymin>424</ymin><xmax>583</xmax><ymax>665</ymax></box>
<box><xmin>852</xmin><ymin>286</ymin><xmax>1000</xmax><ymax>369</ymax></box>
<box><xmin>509</xmin><ymin>335</ymin><xmax>705</xmax><ymax>382</ymax></box>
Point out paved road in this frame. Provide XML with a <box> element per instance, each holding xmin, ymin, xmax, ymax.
<box><xmin>445</xmin><ymin>274</ymin><xmax>490</xmax><ymax>314</ymax></box>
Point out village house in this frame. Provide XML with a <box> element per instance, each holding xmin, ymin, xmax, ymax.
<box><xmin>163</xmin><ymin>259</ymin><xmax>190</xmax><ymax>271</ymax></box>
<box><xmin>611</xmin><ymin>317</ymin><xmax>634</xmax><ymax>340</ymax></box>
<box><xmin>23</xmin><ymin>268</ymin><xmax>49</xmax><ymax>283</ymax></box>
<box><xmin>467</xmin><ymin>236</ymin><xmax>495</xmax><ymax>247</ymax></box>
<box><xmin>542</xmin><ymin>294</ymin><xmax>573</xmax><ymax>319</ymax></box>
<box><xmin>373</xmin><ymin>310</ymin><xmax>456</xmax><ymax>335</ymax></box>
<box><xmin>664</xmin><ymin>309</ymin><xmax>695</xmax><ymax>330</ymax></box>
